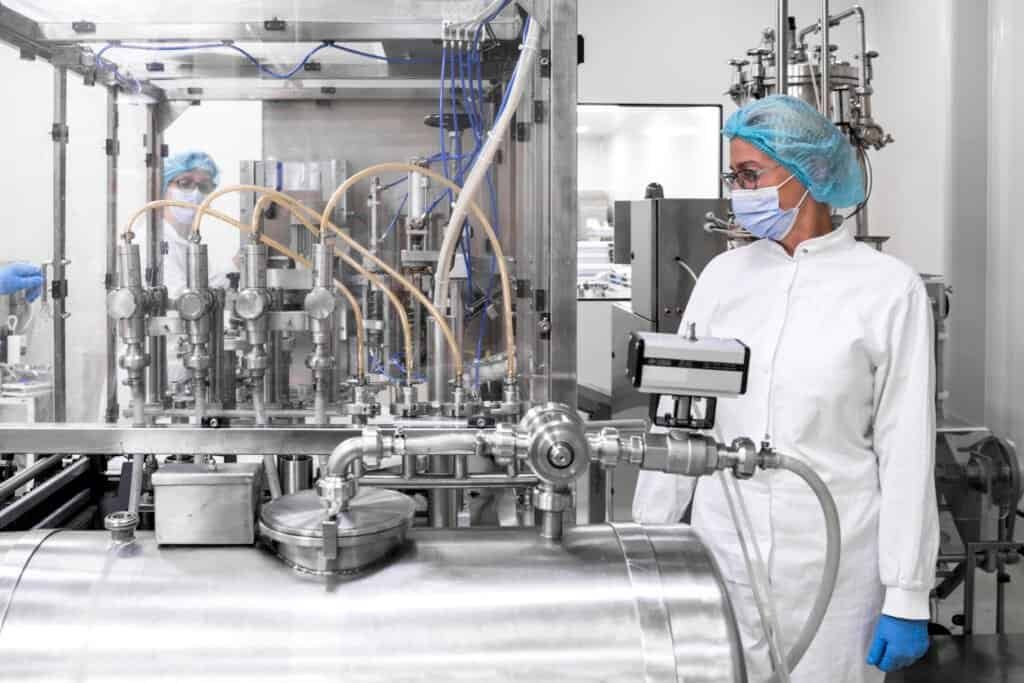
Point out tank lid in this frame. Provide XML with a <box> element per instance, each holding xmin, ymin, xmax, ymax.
<box><xmin>259</xmin><ymin>488</ymin><xmax>415</xmax><ymax>575</ymax></box>
<box><xmin>260</xmin><ymin>488</ymin><xmax>414</xmax><ymax>540</ymax></box>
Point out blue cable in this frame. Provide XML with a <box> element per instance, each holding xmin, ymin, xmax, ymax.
<box><xmin>378</xmin><ymin>193</ymin><xmax>408</xmax><ymax>244</ymax></box>
<box><xmin>94</xmin><ymin>40</ymin><xmax>434</xmax><ymax>87</ymax></box>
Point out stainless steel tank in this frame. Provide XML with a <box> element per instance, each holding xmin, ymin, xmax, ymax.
<box><xmin>0</xmin><ymin>523</ymin><xmax>745</xmax><ymax>682</ymax></box>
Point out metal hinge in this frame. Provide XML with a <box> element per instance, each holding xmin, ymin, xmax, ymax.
<box><xmin>146</xmin><ymin>62</ymin><xmax>164</xmax><ymax>73</ymax></box>
<box><xmin>105</xmin><ymin>138</ymin><xmax>120</xmax><ymax>156</ymax></box>
<box><xmin>533</xmin><ymin>288</ymin><xmax>547</xmax><ymax>312</ymax></box>
<box><xmin>50</xmin><ymin>279</ymin><xmax>69</xmax><ymax>300</ymax></box>
<box><xmin>516</xmin><ymin>121</ymin><xmax>531</xmax><ymax>142</ymax></box>
<box><xmin>264</xmin><ymin>18</ymin><xmax>287</xmax><ymax>31</ymax></box>
<box><xmin>533</xmin><ymin>100</ymin><xmax>546</xmax><ymax>124</ymax></box>
<box><xmin>539</xmin><ymin>50</ymin><xmax>551</xmax><ymax>78</ymax></box>
<box><xmin>104</xmin><ymin>273</ymin><xmax>115</xmax><ymax>290</ymax></box>
<box><xmin>50</xmin><ymin>123</ymin><xmax>69</xmax><ymax>143</ymax></box>
<box><xmin>515</xmin><ymin>279</ymin><xmax>531</xmax><ymax>299</ymax></box>
<box><xmin>71</xmin><ymin>21</ymin><xmax>96</xmax><ymax>34</ymax></box>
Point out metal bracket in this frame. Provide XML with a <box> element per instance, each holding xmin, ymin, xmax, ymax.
<box><xmin>516</xmin><ymin>121</ymin><xmax>531</xmax><ymax>142</ymax></box>
<box><xmin>104</xmin><ymin>273</ymin><xmax>115</xmax><ymax>291</ymax></box>
<box><xmin>304</xmin><ymin>61</ymin><xmax>322</xmax><ymax>72</ymax></box>
<box><xmin>105</xmin><ymin>138</ymin><xmax>120</xmax><ymax>157</ymax></box>
<box><xmin>146</xmin><ymin>62</ymin><xmax>165</xmax><ymax>73</ymax></box>
<box><xmin>539</xmin><ymin>49</ymin><xmax>551</xmax><ymax>78</ymax></box>
<box><xmin>321</xmin><ymin>518</ymin><xmax>338</xmax><ymax>560</ymax></box>
<box><xmin>533</xmin><ymin>288</ymin><xmax>547</xmax><ymax>312</ymax></box>
<box><xmin>533</xmin><ymin>100</ymin><xmax>546</xmax><ymax>124</ymax></box>
<box><xmin>50</xmin><ymin>279</ymin><xmax>69</xmax><ymax>300</ymax></box>
<box><xmin>50</xmin><ymin>123</ymin><xmax>69</xmax><ymax>143</ymax></box>
<box><xmin>264</xmin><ymin>18</ymin><xmax>287</xmax><ymax>32</ymax></box>
<box><xmin>71</xmin><ymin>21</ymin><xmax>96</xmax><ymax>34</ymax></box>
<box><xmin>515</xmin><ymin>279</ymin><xmax>530</xmax><ymax>299</ymax></box>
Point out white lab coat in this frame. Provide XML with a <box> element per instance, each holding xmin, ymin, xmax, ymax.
<box><xmin>633</xmin><ymin>227</ymin><xmax>939</xmax><ymax>683</ymax></box>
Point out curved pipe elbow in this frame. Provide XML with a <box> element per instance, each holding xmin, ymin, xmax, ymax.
<box><xmin>326</xmin><ymin>438</ymin><xmax>366</xmax><ymax>478</ymax></box>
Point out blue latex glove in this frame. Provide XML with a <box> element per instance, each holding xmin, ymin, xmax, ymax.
<box><xmin>866</xmin><ymin>614</ymin><xmax>929</xmax><ymax>672</ymax></box>
<box><xmin>0</xmin><ymin>263</ymin><xmax>43</xmax><ymax>302</ymax></box>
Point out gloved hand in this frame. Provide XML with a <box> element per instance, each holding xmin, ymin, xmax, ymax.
<box><xmin>0</xmin><ymin>263</ymin><xmax>43</xmax><ymax>302</ymax></box>
<box><xmin>866</xmin><ymin>614</ymin><xmax>929</xmax><ymax>672</ymax></box>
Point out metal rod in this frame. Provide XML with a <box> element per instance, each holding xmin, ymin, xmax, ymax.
<box><xmin>360</xmin><ymin>474</ymin><xmax>539</xmax><ymax>489</ymax></box>
<box><xmin>127</xmin><ymin>453</ymin><xmax>144</xmax><ymax>515</ymax></box>
<box><xmin>0</xmin><ymin>424</ymin><xmax>505</xmax><ymax>456</ymax></box>
<box><xmin>964</xmin><ymin>542</ymin><xmax>976</xmax><ymax>635</ymax></box>
<box><xmin>52</xmin><ymin>66</ymin><xmax>68</xmax><ymax>423</ymax></box>
<box><xmin>105</xmin><ymin>86</ymin><xmax>119</xmax><ymax>424</ymax></box>
<box><xmin>0</xmin><ymin>454</ymin><xmax>64</xmax><ymax>502</ymax></box>
<box><xmin>0</xmin><ymin>458</ymin><xmax>91</xmax><ymax>528</ymax></box>
<box><xmin>33</xmin><ymin>488</ymin><xmax>91</xmax><ymax>529</ymax></box>
<box><xmin>145</xmin><ymin>105</ymin><xmax>167</xmax><ymax>405</ymax></box>
<box><xmin>777</xmin><ymin>0</ymin><xmax>789</xmax><ymax>93</ymax></box>
<box><xmin>820</xmin><ymin>0</ymin><xmax>830</xmax><ymax>117</ymax></box>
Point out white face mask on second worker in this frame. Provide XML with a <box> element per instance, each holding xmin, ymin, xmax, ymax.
<box><xmin>166</xmin><ymin>185</ymin><xmax>203</xmax><ymax>226</ymax></box>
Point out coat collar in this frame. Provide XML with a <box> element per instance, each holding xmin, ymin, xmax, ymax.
<box><xmin>763</xmin><ymin>225</ymin><xmax>855</xmax><ymax>260</ymax></box>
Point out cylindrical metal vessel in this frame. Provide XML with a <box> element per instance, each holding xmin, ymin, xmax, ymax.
<box><xmin>277</xmin><ymin>454</ymin><xmax>314</xmax><ymax>494</ymax></box>
<box><xmin>0</xmin><ymin>524</ymin><xmax>744</xmax><ymax>682</ymax></box>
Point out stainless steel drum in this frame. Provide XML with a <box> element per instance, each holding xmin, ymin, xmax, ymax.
<box><xmin>0</xmin><ymin>524</ymin><xmax>745</xmax><ymax>682</ymax></box>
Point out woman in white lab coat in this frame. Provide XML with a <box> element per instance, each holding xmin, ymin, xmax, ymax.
<box><xmin>138</xmin><ymin>150</ymin><xmax>236</xmax><ymax>299</ymax></box>
<box><xmin>633</xmin><ymin>95</ymin><xmax>938</xmax><ymax>683</ymax></box>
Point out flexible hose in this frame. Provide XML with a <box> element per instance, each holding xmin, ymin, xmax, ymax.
<box><xmin>763</xmin><ymin>453</ymin><xmax>842</xmax><ymax>680</ymax></box>
<box><xmin>250</xmin><ymin>193</ymin><xmax>415</xmax><ymax>383</ymax></box>
<box><xmin>432</xmin><ymin>21</ymin><xmax>539</xmax><ymax>379</ymax></box>
<box><xmin>320</xmin><ymin>162</ymin><xmax>516</xmax><ymax>379</ymax></box>
<box><xmin>122</xmin><ymin>199</ymin><xmax>366</xmax><ymax>377</ymax></box>
<box><xmin>188</xmin><ymin>185</ymin><xmax>447</xmax><ymax>382</ymax></box>
<box><xmin>719</xmin><ymin>471</ymin><xmax>791</xmax><ymax>682</ymax></box>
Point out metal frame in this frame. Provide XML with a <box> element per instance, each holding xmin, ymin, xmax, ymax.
<box><xmin>0</xmin><ymin>0</ymin><xmax>594</xmax><ymax>524</ymax></box>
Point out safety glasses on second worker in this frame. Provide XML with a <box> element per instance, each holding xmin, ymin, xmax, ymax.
<box><xmin>721</xmin><ymin>164</ymin><xmax>783</xmax><ymax>191</ymax></box>
<box><xmin>172</xmin><ymin>176</ymin><xmax>215</xmax><ymax>195</ymax></box>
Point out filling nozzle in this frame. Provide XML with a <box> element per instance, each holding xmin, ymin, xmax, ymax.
<box><xmin>179</xmin><ymin>243</ymin><xmax>214</xmax><ymax>416</ymax></box>
<box><xmin>305</xmin><ymin>237</ymin><xmax>339</xmax><ymax>423</ymax></box>
<box><xmin>236</xmin><ymin>243</ymin><xmax>272</xmax><ymax>424</ymax></box>
<box><xmin>107</xmin><ymin>243</ymin><xmax>151</xmax><ymax>425</ymax></box>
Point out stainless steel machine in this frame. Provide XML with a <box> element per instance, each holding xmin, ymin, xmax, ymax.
<box><xmin>0</xmin><ymin>2</ymin><xmax>851</xmax><ymax>681</ymax></box>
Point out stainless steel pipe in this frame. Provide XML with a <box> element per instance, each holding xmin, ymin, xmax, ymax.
<box><xmin>0</xmin><ymin>454</ymin><xmax>64</xmax><ymax>503</ymax></box>
<box><xmin>0</xmin><ymin>524</ymin><xmax>745</xmax><ymax>682</ymax></box>
<box><xmin>777</xmin><ymin>0</ymin><xmax>789</xmax><ymax>93</ymax></box>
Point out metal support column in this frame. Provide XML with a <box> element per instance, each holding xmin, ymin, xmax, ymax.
<box><xmin>777</xmin><ymin>0</ymin><xmax>789</xmax><ymax>93</ymax></box>
<box><xmin>144</xmin><ymin>104</ymin><xmax>166</xmax><ymax>405</ymax></box>
<box><xmin>820</xmin><ymin>0</ymin><xmax>831</xmax><ymax>117</ymax></box>
<box><xmin>51</xmin><ymin>66</ymin><xmax>68</xmax><ymax>423</ymax></box>
<box><xmin>105</xmin><ymin>86</ymin><xmax>120</xmax><ymax>423</ymax></box>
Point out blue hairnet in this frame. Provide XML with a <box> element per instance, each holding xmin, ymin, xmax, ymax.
<box><xmin>163</xmin><ymin>150</ymin><xmax>220</xmax><ymax>193</ymax></box>
<box><xmin>723</xmin><ymin>95</ymin><xmax>865</xmax><ymax>208</ymax></box>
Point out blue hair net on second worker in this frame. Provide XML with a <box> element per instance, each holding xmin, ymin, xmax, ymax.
<box><xmin>723</xmin><ymin>95</ymin><xmax>865</xmax><ymax>208</ymax></box>
<box><xmin>163</xmin><ymin>151</ymin><xmax>220</xmax><ymax>193</ymax></box>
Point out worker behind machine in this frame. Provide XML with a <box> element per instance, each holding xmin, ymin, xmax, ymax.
<box><xmin>633</xmin><ymin>95</ymin><xmax>938</xmax><ymax>682</ymax></box>
<box><xmin>0</xmin><ymin>263</ymin><xmax>43</xmax><ymax>301</ymax></box>
<box><xmin>139</xmin><ymin>150</ymin><xmax>237</xmax><ymax>300</ymax></box>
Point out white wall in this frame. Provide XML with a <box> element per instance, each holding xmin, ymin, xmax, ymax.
<box><xmin>0</xmin><ymin>42</ymin><xmax>261</xmax><ymax>423</ymax></box>
<box><xmin>986</xmin><ymin>0</ymin><xmax>1024</xmax><ymax>447</ymax></box>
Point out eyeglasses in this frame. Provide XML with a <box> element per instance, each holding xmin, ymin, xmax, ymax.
<box><xmin>173</xmin><ymin>176</ymin><xmax>215</xmax><ymax>195</ymax></box>
<box><xmin>721</xmin><ymin>165</ymin><xmax>781</xmax><ymax>191</ymax></box>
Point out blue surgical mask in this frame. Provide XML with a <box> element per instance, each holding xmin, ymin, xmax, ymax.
<box><xmin>730</xmin><ymin>174</ymin><xmax>810</xmax><ymax>241</ymax></box>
